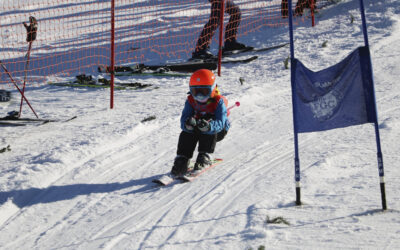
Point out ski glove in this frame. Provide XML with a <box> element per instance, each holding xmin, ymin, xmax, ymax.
<box><xmin>197</xmin><ymin>119</ymin><xmax>210</xmax><ymax>132</ymax></box>
<box><xmin>185</xmin><ymin>116</ymin><xmax>197</xmax><ymax>131</ymax></box>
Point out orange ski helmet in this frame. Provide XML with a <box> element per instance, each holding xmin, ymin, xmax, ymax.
<box><xmin>189</xmin><ymin>69</ymin><xmax>217</xmax><ymax>102</ymax></box>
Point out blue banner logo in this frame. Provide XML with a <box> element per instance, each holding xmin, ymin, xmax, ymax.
<box><xmin>293</xmin><ymin>47</ymin><xmax>376</xmax><ymax>133</ymax></box>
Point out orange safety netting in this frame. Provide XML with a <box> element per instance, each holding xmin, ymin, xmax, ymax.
<box><xmin>0</xmin><ymin>0</ymin><xmax>331</xmax><ymax>88</ymax></box>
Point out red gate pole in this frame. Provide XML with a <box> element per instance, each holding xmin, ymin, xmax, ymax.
<box><xmin>110</xmin><ymin>0</ymin><xmax>115</xmax><ymax>109</ymax></box>
<box><xmin>0</xmin><ymin>60</ymin><xmax>39</xmax><ymax>118</ymax></box>
<box><xmin>217</xmin><ymin>0</ymin><xmax>225</xmax><ymax>76</ymax></box>
<box><xmin>311</xmin><ymin>0</ymin><xmax>315</xmax><ymax>27</ymax></box>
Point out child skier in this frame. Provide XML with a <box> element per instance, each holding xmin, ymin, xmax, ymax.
<box><xmin>171</xmin><ymin>69</ymin><xmax>230</xmax><ymax>176</ymax></box>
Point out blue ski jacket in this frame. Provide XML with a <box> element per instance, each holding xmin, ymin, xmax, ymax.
<box><xmin>180</xmin><ymin>94</ymin><xmax>230</xmax><ymax>134</ymax></box>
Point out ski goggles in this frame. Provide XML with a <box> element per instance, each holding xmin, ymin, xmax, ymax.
<box><xmin>190</xmin><ymin>86</ymin><xmax>212</xmax><ymax>97</ymax></box>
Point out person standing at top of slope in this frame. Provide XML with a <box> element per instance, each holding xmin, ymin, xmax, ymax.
<box><xmin>171</xmin><ymin>69</ymin><xmax>230</xmax><ymax>176</ymax></box>
<box><xmin>191</xmin><ymin>0</ymin><xmax>252</xmax><ymax>60</ymax></box>
<box><xmin>281</xmin><ymin>0</ymin><xmax>316</xmax><ymax>18</ymax></box>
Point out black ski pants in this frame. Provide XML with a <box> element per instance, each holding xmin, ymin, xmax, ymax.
<box><xmin>281</xmin><ymin>0</ymin><xmax>315</xmax><ymax>18</ymax></box>
<box><xmin>177</xmin><ymin>130</ymin><xmax>227</xmax><ymax>159</ymax></box>
<box><xmin>195</xmin><ymin>0</ymin><xmax>241</xmax><ymax>51</ymax></box>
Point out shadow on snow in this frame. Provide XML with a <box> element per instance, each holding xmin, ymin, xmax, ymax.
<box><xmin>0</xmin><ymin>174</ymin><xmax>164</xmax><ymax>208</ymax></box>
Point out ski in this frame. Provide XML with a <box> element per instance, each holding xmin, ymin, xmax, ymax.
<box><xmin>48</xmin><ymin>80</ymin><xmax>156</xmax><ymax>90</ymax></box>
<box><xmin>48</xmin><ymin>82</ymin><xmax>123</xmax><ymax>89</ymax></box>
<box><xmin>152</xmin><ymin>173</ymin><xmax>178</xmax><ymax>186</ymax></box>
<box><xmin>41</xmin><ymin>115</ymin><xmax>78</xmax><ymax>123</ymax></box>
<box><xmin>0</xmin><ymin>117</ymin><xmax>76</xmax><ymax>126</ymax></box>
<box><xmin>152</xmin><ymin>158</ymin><xmax>222</xmax><ymax>186</ymax></box>
<box><xmin>178</xmin><ymin>158</ymin><xmax>223</xmax><ymax>182</ymax></box>
<box><xmin>99</xmin><ymin>60</ymin><xmax>217</xmax><ymax>74</ymax></box>
<box><xmin>99</xmin><ymin>55</ymin><xmax>257</xmax><ymax>75</ymax></box>
<box><xmin>0</xmin><ymin>121</ymin><xmax>31</xmax><ymax>126</ymax></box>
<box><xmin>187</xmin><ymin>55</ymin><xmax>258</xmax><ymax>65</ymax></box>
<box><xmin>222</xmin><ymin>42</ymin><xmax>290</xmax><ymax>57</ymax></box>
<box><xmin>0</xmin><ymin>114</ymin><xmax>77</xmax><ymax>123</ymax></box>
<box><xmin>129</xmin><ymin>60</ymin><xmax>217</xmax><ymax>72</ymax></box>
<box><xmin>49</xmin><ymin>74</ymin><xmax>155</xmax><ymax>90</ymax></box>
<box><xmin>152</xmin><ymin>163</ymin><xmax>196</xmax><ymax>186</ymax></box>
<box><xmin>216</xmin><ymin>55</ymin><xmax>258</xmax><ymax>64</ymax></box>
<box><xmin>98</xmin><ymin>65</ymin><xmax>191</xmax><ymax>77</ymax></box>
<box><xmin>115</xmin><ymin>71</ymin><xmax>190</xmax><ymax>77</ymax></box>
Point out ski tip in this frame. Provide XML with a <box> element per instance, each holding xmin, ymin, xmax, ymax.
<box><xmin>177</xmin><ymin>176</ymin><xmax>191</xmax><ymax>182</ymax></box>
<box><xmin>66</xmin><ymin>115</ymin><xmax>78</xmax><ymax>122</ymax></box>
<box><xmin>152</xmin><ymin>179</ymin><xmax>168</xmax><ymax>186</ymax></box>
<box><xmin>152</xmin><ymin>173</ymin><xmax>176</xmax><ymax>186</ymax></box>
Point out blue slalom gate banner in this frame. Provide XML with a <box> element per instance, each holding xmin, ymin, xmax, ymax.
<box><xmin>287</xmin><ymin>0</ymin><xmax>387</xmax><ymax>210</ymax></box>
<box><xmin>293</xmin><ymin>46</ymin><xmax>377</xmax><ymax>133</ymax></box>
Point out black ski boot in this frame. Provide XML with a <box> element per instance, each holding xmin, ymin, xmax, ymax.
<box><xmin>194</xmin><ymin>152</ymin><xmax>212</xmax><ymax>171</ymax></box>
<box><xmin>191</xmin><ymin>48</ymin><xmax>216</xmax><ymax>61</ymax></box>
<box><xmin>5</xmin><ymin>110</ymin><xmax>19</xmax><ymax>119</ymax></box>
<box><xmin>171</xmin><ymin>155</ymin><xmax>190</xmax><ymax>176</ymax></box>
<box><xmin>222</xmin><ymin>40</ymin><xmax>253</xmax><ymax>55</ymax></box>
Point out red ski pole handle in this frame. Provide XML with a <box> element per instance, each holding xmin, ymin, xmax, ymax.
<box><xmin>227</xmin><ymin>101</ymin><xmax>240</xmax><ymax>112</ymax></box>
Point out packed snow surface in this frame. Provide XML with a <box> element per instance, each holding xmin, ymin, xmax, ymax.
<box><xmin>1</xmin><ymin>0</ymin><xmax>399</xmax><ymax>249</ymax></box>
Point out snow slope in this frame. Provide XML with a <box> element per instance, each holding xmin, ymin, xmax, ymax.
<box><xmin>1</xmin><ymin>0</ymin><xmax>400</xmax><ymax>249</ymax></box>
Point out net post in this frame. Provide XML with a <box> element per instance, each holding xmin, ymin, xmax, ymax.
<box><xmin>288</xmin><ymin>0</ymin><xmax>302</xmax><ymax>206</ymax></box>
<box><xmin>311</xmin><ymin>0</ymin><xmax>315</xmax><ymax>27</ymax></box>
<box><xmin>217</xmin><ymin>0</ymin><xmax>225</xmax><ymax>77</ymax></box>
<box><xmin>110</xmin><ymin>0</ymin><xmax>115</xmax><ymax>109</ymax></box>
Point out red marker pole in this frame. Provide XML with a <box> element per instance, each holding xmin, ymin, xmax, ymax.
<box><xmin>0</xmin><ymin>60</ymin><xmax>39</xmax><ymax>118</ymax></box>
<box><xmin>217</xmin><ymin>0</ymin><xmax>225</xmax><ymax>76</ymax></box>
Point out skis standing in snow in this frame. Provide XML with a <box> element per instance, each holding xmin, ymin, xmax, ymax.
<box><xmin>171</xmin><ymin>69</ymin><xmax>230</xmax><ymax>176</ymax></box>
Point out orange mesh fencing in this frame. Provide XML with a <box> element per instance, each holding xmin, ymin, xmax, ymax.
<box><xmin>0</xmin><ymin>0</ymin><xmax>333</xmax><ymax>89</ymax></box>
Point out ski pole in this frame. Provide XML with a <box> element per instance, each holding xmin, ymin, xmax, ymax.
<box><xmin>0</xmin><ymin>60</ymin><xmax>39</xmax><ymax>118</ymax></box>
<box><xmin>227</xmin><ymin>101</ymin><xmax>240</xmax><ymax>112</ymax></box>
<box><xmin>19</xmin><ymin>41</ymin><xmax>33</xmax><ymax>117</ymax></box>
<box><xmin>20</xmin><ymin>16</ymin><xmax>37</xmax><ymax>117</ymax></box>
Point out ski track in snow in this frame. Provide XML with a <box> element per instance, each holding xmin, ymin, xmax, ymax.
<box><xmin>1</xmin><ymin>0</ymin><xmax>400</xmax><ymax>249</ymax></box>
